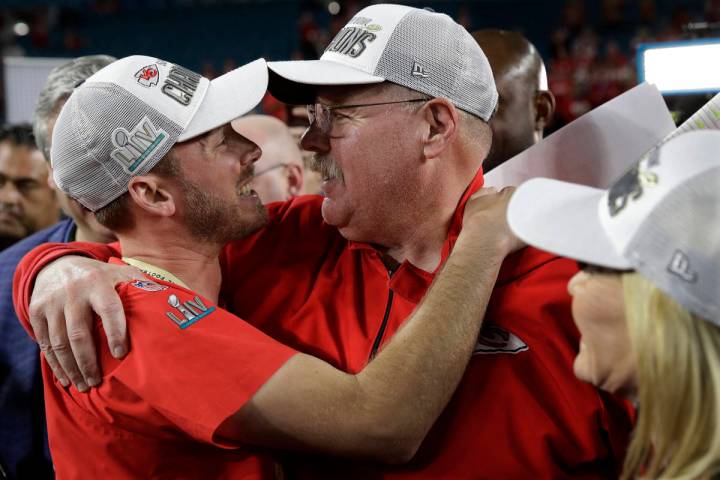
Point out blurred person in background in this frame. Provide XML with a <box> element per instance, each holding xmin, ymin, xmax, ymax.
<box><xmin>509</xmin><ymin>130</ymin><xmax>720</xmax><ymax>479</ymax></box>
<box><xmin>0</xmin><ymin>55</ymin><xmax>115</xmax><ymax>480</ymax></box>
<box><xmin>0</xmin><ymin>124</ymin><xmax>59</xmax><ymax>251</ymax></box>
<box><xmin>287</xmin><ymin>105</ymin><xmax>322</xmax><ymax>195</ymax></box>
<box><xmin>473</xmin><ymin>29</ymin><xmax>556</xmax><ymax>171</ymax></box>
<box><xmin>232</xmin><ymin>114</ymin><xmax>305</xmax><ymax>203</ymax></box>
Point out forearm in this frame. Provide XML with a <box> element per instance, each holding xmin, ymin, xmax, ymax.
<box><xmin>354</xmin><ymin>233</ymin><xmax>507</xmax><ymax>452</ymax></box>
<box><xmin>226</xmin><ymin>189</ymin><xmax>520</xmax><ymax>461</ymax></box>
<box><xmin>227</xmin><ymin>236</ymin><xmax>507</xmax><ymax>462</ymax></box>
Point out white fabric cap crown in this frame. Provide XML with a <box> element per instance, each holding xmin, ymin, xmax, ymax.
<box><xmin>267</xmin><ymin>4</ymin><xmax>498</xmax><ymax>121</ymax></box>
<box><xmin>51</xmin><ymin>55</ymin><xmax>268</xmax><ymax>212</ymax></box>
<box><xmin>508</xmin><ymin>130</ymin><xmax>720</xmax><ymax>325</ymax></box>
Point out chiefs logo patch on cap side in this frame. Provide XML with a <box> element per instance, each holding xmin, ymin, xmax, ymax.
<box><xmin>135</xmin><ymin>64</ymin><xmax>160</xmax><ymax>88</ymax></box>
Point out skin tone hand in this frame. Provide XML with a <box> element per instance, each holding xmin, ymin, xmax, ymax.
<box><xmin>460</xmin><ymin>186</ymin><xmax>525</xmax><ymax>256</ymax></box>
<box><xmin>29</xmin><ymin>256</ymin><xmax>143</xmax><ymax>391</ymax></box>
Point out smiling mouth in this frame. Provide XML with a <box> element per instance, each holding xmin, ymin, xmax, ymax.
<box><xmin>238</xmin><ymin>182</ymin><xmax>254</xmax><ymax>196</ymax></box>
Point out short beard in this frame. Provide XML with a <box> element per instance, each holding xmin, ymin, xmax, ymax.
<box><xmin>179</xmin><ymin>177</ymin><xmax>268</xmax><ymax>244</ymax></box>
<box><xmin>310</xmin><ymin>154</ymin><xmax>344</xmax><ymax>183</ymax></box>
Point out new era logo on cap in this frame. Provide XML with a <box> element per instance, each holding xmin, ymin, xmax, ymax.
<box><xmin>667</xmin><ymin>250</ymin><xmax>698</xmax><ymax>283</ymax></box>
<box><xmin>411</xmin><ymin>62</ymin><xmax>429</xmax><ymax>78</ymax></box>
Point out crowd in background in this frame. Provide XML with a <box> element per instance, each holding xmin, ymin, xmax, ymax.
<box><xmin>2</xmin><ymin>0</ymin><xmax>720</xmax><ymax>130</ymax></box>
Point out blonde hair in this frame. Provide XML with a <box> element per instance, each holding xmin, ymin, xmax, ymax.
<box><xmin>622</xmin><ymin>273</ymin><xmax>720</xmax><ymax>479</ymax></box>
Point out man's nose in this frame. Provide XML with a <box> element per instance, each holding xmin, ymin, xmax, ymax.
<box><xmin>0</xmin><ymin>182</ymin><xmax>22</xmax><ymax>205</ymax></box>
<box><xmin>300</xmin><ymin>124</ymin><xmax>331</xmax><ymax>154</ymax></box>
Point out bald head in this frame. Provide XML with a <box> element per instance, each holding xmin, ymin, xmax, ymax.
<box><xmin>473</xmin><ymin>29</ymin><xmax>554</xmax><ymax>171</ymax></box>
<box><xmin>232</xmin><ymin>115</ymin><xmax>304</xmax><ymax>204</ymax></box>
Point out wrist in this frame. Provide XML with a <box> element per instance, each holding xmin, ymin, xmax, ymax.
<box><xmin>454</xmin><ymin>226</ymin><xmax>514</xmax><ymax>258</ymax></box>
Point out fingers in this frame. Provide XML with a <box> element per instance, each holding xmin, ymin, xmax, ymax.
<box><xmin>47</xmin><ymin>308</ymin><xmax>88</xmax><ymax>392</ymax></box>
<box><xmin>30</xmin><ymin>304</ymin><xmax>70</xmax><ymax>387</ymax></box>
<box><xmin>66</xmin><ymin>300</ymin><xmax>101</xmax><ymax>388</ymax></box>
<box><xmin>100</xmin><ymin>264</ymin><xmax>142</xmax><ymax>358</ymax></box>
<box><xmin>26</xmin><ymin>257</ymin><xmax>138</xmax><ymax>392</ymax></box>
<box><xmin>470</xmin><ymin>186</ymin><xmax>498</xmax><ymax>198</ymax></box>
<box><xmin>90</xmin><ymin>285</ymin><xmax>128</xmax><ymax>359</ymax></box>
<box><xmin>117</xmin><ymin>264</ymin><xmax>144</xmax><ymax>281</ymax></box>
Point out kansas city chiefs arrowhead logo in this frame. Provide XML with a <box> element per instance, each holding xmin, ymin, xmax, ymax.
<box><xmin>473</xmin><ymin>324</ymin><xmax>528</xmax><ymax>355</ymax></box>
<box><xmin>135</xmin><ymin>64</ymin><xmax>159</xmax><ymax>88</ymax></box>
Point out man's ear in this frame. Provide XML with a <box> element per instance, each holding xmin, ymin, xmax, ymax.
<box><xmin>421</xmin><ymin>98</ymin><xmax>459</xmax><ymax>159</ymax></box>
<box><xmin>534</xmin><ymin>90</ymin><xmax>556</xmax><ymax>135</ymax></box>
<box><xmin>46</xmin><ymin>165</ymin><xmax>57</xmax><ymax>190</ymax></box>
<box><xmin>285</xmin><ymin>163</ymin><xmax>304</xmax><ymax>198</ymax></box>
<box><xmin>127</xmin><ymin>175</ymin><xmax>176</xmax><ymax>217</ymax></box>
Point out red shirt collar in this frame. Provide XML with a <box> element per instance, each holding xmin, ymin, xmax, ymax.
<box><xmin>346</xmin><ymin>169</ymin><xmax>568</xmax><ymax>303</ymax></box>
<box><xmin>347</xmin><ymin>167</ymin><xmax>486</xmax><ymax>302</ymax></box>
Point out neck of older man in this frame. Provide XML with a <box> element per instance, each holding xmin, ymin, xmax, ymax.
<box><xmin>117</xmin><ymin>221</ymin><xmax>224</xmax><ymax>303</ymax></box>
<box><xmin>377</xmin><ymin>146</ymin><xmax>483</xmax><ymax>273</ymax></box>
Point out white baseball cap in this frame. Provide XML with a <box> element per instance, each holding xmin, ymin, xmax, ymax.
<box><xmin>266</xmin><ymin>4</ymin><xmax>498</xmax><ymax>121</ymax></box>
<box><xmin>51</xmin><ymin>55</ymin><xmax>268</xmax><ymax>211</ymax></box>
<box><xmin>508</xmin><ymin>130</ymin><xmax>720</xmax><ymax>325</ymax></box>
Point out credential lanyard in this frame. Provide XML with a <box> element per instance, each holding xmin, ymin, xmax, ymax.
<box><xmin>122</xmin><ymin>257</ymin><xmax>190</xmax><ymax>289</ymax></box>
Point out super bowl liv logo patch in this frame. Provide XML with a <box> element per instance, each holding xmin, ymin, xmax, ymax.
<box><xmin>111</xmin><ymin>116</ymin><xmax>168</xmax><ymax>173</ymax></box>
<box><xmin>325</xmin><ymin>16</ymin><xmax>379</xmax><ymax>58</ymax></box>
<box><xmin>166</xmin><ymin>294</ymin><xmax>216</xmax><ymax>329</ymax></box>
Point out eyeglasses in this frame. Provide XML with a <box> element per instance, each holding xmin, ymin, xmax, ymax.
<box><xmin>306</xmin><ymin>98</ymin><xmax>430</xmax><ymax>135</ymax></box>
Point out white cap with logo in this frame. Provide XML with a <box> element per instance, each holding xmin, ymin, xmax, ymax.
<box><xmin>508</xmin><ymin>130</ymin><xmax>720</xmax><ymax>325</ymax></box>
<box><xmin>267</xmin><ymin>4</ymin><xmax>498</xmax><ymax>121</ymax></box>
<box><xmin>51</xmin><ymin>55</ymin><xmax>268</xmax><ymax>212</ymax></box>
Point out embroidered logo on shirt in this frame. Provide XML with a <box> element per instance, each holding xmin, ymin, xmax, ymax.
<box><xmin>130</xmin><ymin>280</ymin><xmax>168</xmax><ymax>292</ymax></box>
<box><xmin>473</xmin><ymin>324</ymin><xmax>528</xmax><ymax>355</ymax></box>
<box><xmin>165</xmin><ymin>294</ymin><xmax>215</xmax><ymax>329</ymax></box>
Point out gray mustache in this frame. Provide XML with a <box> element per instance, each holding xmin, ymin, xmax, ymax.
<box><xmin>310</xmin><ymin>155</ymin><xmax>344</xmax><ymax>182</ymax></box>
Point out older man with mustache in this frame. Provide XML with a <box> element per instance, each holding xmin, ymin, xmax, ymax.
<box><xmin>16</xmin><ymin>5</ymin><xmax>632</xmax><ymax>478</ymax></box>
<box><xmin>13</xmin><ymin>53</ymin><xmax>527</xmax><ymax>478</ymax></box>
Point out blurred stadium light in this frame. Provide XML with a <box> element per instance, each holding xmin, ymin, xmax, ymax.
<box><xmin>638</xmin><ymin>39</ymin><xmax>720</xmax><ymax>94</ymax></box>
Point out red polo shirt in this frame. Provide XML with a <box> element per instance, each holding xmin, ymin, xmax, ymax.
<box><xmin>15</xmin><ymin>259</ymin><xmax>296</xmax><ymax>480</ymax></box>
<box><xmin>220</xmin><ymin>171</ymin><xmax>634</xmax><ymax>479</ymax></box>
<box><xmin>14</xmin><ymin>170</ymin><xmax>633</xmax><ymax>478</ymax></box>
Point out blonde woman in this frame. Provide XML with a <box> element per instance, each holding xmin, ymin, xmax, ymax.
<box><xmin>508</xmin><ymin>130</ymin><xmax>720</xmax><ymax>479</ymax></box>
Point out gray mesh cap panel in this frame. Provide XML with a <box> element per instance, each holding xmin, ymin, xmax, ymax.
<box><xmin>374</xmin><ymin>9</ymin><xmax>498</xmax><ymax>121</ymax></box>
<box><xmin>52</xmin><ymin>82</ymin><xmax>183</xmax><ymax>212</ymax></box>
<box><xmin>625</xmin><ymin>168</ymin><xmax>720</xmax><ymax>325</ymax></box>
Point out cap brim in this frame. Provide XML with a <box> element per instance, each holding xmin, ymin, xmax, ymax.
<box><xmin>179</xmin><ymin>58</ymin><xmax>268</xmax><ymax>142</ymax></box>
<box><xmin>508</xmin><ymin>178</ymin><xmax>631</xmax><ymax>270</ymax></box>
<box><xmin>267</xmin><ymin>60</ymin><xmax>384</xmax><ymax>105</ymax></box>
